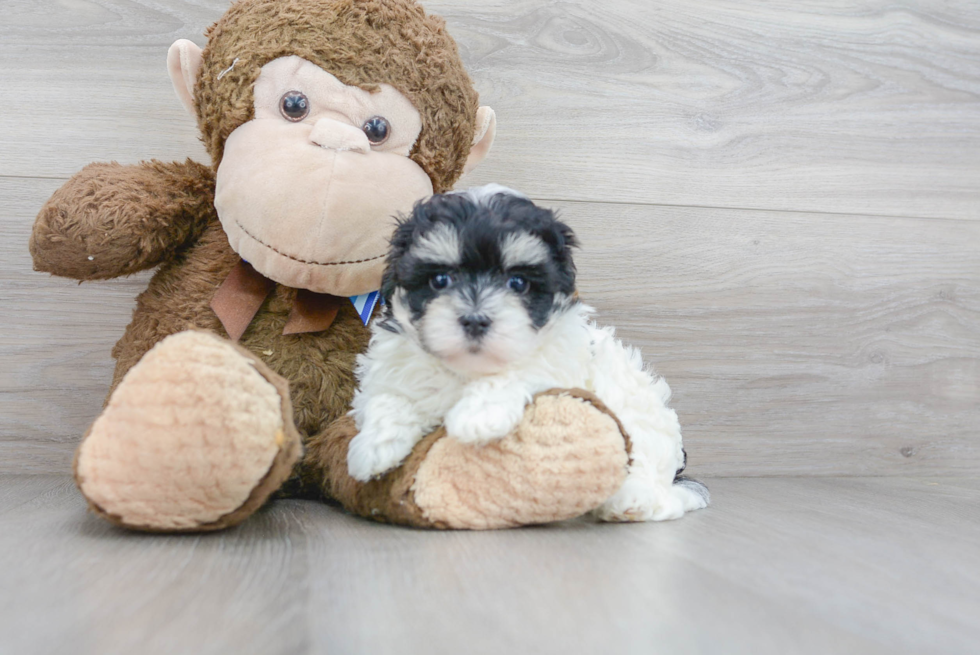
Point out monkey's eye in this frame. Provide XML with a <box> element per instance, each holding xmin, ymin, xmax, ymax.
<box><xmin>430</xmin><ymin>273</ymin><xmax>453</xmax><ymax>291</ymax></box>
<box><xmin>362</xmin><ymin>116</ymin><xmax>390</xmax><ymax>144</ymax></box>
<box><xmin>279</xmin><ymin>91</ymin><xmax>310</xmax><ymax>122</ymax></box>
<box><xmin>507</xmin><ymin>275</ymin><xmax>530</xmax><ymax>294</ymax></box>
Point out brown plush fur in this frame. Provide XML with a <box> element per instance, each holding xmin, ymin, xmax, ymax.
<box><xmin>31</xmin><ymin>0</ymin><xmax>629</xmax><ymax>531</ymax></box>
<box><xmin>31</xmin><ymin>0</ymin><xmax>479</xmax><ymax>440</ymax></box>
<box><xmin>30</xmin><ymin>0</ymin><xmax>477</xmax><ymax>522</ymax></box>
<box><xmin>106</xmin><ymin>201</ymin><xmax>370</xmax><ymax>435</ymax></box>
<box><xmin>31</xmin><ymin>160</ymin><xmax>215</xmax><ymax>280</ymax></box>
<box><xmin>36</xmin><ymin>158</ymin><xmax>369</xmax><ymax>500</ymax></box>
<box><xmin>31</xmin><ymin>157</ymin><xmax>365</xmax><ymax>434</ymax></box>
<box><xmin>196</xmin><ymin>0</ymin><xmax>479</xmax><ymax>193</ymax></box>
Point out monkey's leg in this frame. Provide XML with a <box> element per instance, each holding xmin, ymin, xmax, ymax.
<box><xmin>73</xmin><ymin>330</ymin><xmax>302</xmax><ymax>532</ymax></box>
<box><xmin>302</xmin><ymin>389</ymin><xmax>631</xmax><ymax>529</ymax></box>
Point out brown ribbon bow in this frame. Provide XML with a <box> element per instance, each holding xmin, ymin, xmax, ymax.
<box><xmin>210</xmin><ymin>259</ymin><xmax>344</xmax><ymax>341</ymax></box>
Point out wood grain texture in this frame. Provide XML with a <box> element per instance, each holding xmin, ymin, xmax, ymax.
<box><xmin>2</xmin><ymin>1</ymin><xmax>978</xmax><ymax>475</ymax></box>
<box><xmin>1</xmin><ymin>177</ymin><xmax>150</xmax><ymax>473</ymax></box>
<box><xmin>3</xmin><ymin>177</ymin><xmax>978</xmax><ymax>476</ymax></box>
<box><xmin>2</xmin><ymin>0</ymin><xmax>980</xmax><ymax>218</ymax></box>
<box><xmin>451</xmin><ymin>0</ymin><xmax>980</xmax><ymax>219</ymax></box>
<box><xmin>566</xmin><ymin>201</ymin><xmax>980</xmax><ymax>477</ymax></box>
<box><xmin>1</xmin><ymin>474</ymin><xmax>978</xmax><ymax>655</ymax></box>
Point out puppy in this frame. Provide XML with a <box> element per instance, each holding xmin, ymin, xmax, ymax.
<box><xmin>347</xmin><ymin>184</ymin><xmax>709</xmax><ymax>521</ymax></box>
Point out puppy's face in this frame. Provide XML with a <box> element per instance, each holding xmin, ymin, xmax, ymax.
<box><xmin>381</xmin><ymin>186</ymin><xmax>578</xmax><ymax>376</ymax></box>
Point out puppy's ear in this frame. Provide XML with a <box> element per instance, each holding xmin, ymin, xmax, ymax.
<box><xmin>379</xmin><ymin>263</ymin><xmax>397</xmax><ymax>307</ymax></box>
<box><xmin>380</xmin><ymin>213</ymin><xmax>416</xmax><ymax>307</ymax></box>
<box><xmin>551</xmin><ymin>214</ymin><xmax>579</xmax><ymax>252</ymax></box>
<box><xmin>555</xmin><ymin>221</ymin><xmax>579</xmax><ymax>294</ymax></box>
<box><xmin>381</xmin><ymin>195</ymin><xmax>443</xmax><ymax>306</ymax></box>
<box><xmin>387</xmin><ymin>221</ymin><xmax>412</xmax><ymax>262</ymax></box>
<box><xmin>540</xmin><ymin>211</ymin><xmax>579</xmax><ymax>295</ymax></box>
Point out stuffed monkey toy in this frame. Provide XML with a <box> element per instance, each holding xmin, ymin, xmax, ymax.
<box><xmin>30</xmin><ymin>0</ymin><xmax>630</xmax><ymax>532</ymax></box>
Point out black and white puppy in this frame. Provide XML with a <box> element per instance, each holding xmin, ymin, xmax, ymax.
<box><xmin>347</xmin><ymin>184</ymin><xmax>708</xmax><ymax>521</ymax></box>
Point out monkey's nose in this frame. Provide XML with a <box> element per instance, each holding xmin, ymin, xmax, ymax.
<box><xmin>309</xmin><ymin>119</ymin><xmax>370</xmax><ymax>154</ymax></box>
<box><xmin>459</xmin><ymin>314</ymin><xmax>492</xmax><ymax>339</ymax></box>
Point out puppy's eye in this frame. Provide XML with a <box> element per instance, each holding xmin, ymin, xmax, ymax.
<box><xmin>362</xmin><ymin>116</ymin><xmax>390</xmax><ymax>144</ymax></box>
<box><xmin>430</xmin><ymin>273</ymin><xmax>453</xmax><ymax>291</ymax></box>
<box><xmin>507</xmin><ymin>275</ymin><xmax>529</xmax><ymax>294</ymax></box>
<box><xmin>280</xmin><ymin>91</ymin><xmax>310</xmax><ymax>122</ymax></box>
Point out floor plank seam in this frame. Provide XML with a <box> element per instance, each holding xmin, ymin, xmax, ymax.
<box><xmin>531</xmin><ymin>196</ymin><xmax>978</xmax><ymax>223</ymax></box>
<box><xmin>6</xmin><ymin>177</ymin><xmax>973</xmax><ymax>224</ymax></box>
<box><xmin>1</xmin><ymin>174</ymin><xmax>71</xmax><ymax>182</ymax></box>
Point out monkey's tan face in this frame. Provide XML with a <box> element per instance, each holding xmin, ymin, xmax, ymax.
<box><xmin>214</xmin><ymin>56</ymin><xmax>433</xmax><ymax>295</ymax></box>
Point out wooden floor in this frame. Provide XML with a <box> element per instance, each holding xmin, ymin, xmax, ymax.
<box><xmin>2</xmin><ymin>0</ymin><xmax>979</xmax><ymax>653</ymax></box>
<box><xmin>2</xmin><ymin>474</ymin><xmax>979</xmax><ymax>655</ymax></box>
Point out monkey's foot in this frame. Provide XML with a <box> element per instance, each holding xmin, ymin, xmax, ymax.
<box><xmin>74</xmin><ymin>331</ymin><xmax>301</xmax><ymax>532</ymax></box>
<box><xmin>307</xmin><ymin>389</ymin><xmax>630</xmax><ymax>529</ymax></box>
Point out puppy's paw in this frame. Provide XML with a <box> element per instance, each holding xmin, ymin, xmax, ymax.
<box><xmin>347</xmin><ymin>425</ymin><xmax>420</xmax><ymax>482</ymax></box>
<box><xmin>445</xmin><ymin>394</ymin><xmax>527</xmax><ymax>445</ymax></box>
<box><xmin>595</xmin><ymin>475</ymin><xmax>688</xmax><ymax>522</ymax></box>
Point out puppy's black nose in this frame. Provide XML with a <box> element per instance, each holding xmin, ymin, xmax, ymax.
<box><xmin>459</xmin><ymin>314</ymin><xmax>492</xmax><ymax>339</ymax></box>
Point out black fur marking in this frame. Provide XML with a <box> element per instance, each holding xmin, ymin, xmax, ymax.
<box><xmin>673</xmin><ymin>476</ymin><xmax>710</xmax><ymax>504</ymax></box>
<box><xmin>673</xmin><ymin>450</ymin><xmax>708</xmax><ymax>504</ymax></box>
<box><xmin>381</xmin><ymin>191</ymin><xmax>579</xmax><ymax>329</ymax></box>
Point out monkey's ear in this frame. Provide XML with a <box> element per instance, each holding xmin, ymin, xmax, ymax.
<box><xmin>167</xmin><ymin>39</ymin><xmax>204</xmax><ymax>116</ymax></box>
<box><xmin>462</xmin><ymin>106</ymin><xmax>496</xmax><ymax>175</ymax></box>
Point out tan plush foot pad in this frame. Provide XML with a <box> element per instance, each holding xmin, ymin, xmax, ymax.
<box><xmin>74</xmin><ymin>330</ymin><xmax>302</xmax><ymax>532</ymax></box>
<box><xmin>412</xmin><ymin>389</ymin><xmax>630</xmax><ymax>529</ymax></box>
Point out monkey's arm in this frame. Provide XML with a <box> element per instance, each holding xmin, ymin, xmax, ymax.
<box><xmin>30</xmin><ymin>159</ymin><xmax>216</xmax><ymax>280</ymax></box>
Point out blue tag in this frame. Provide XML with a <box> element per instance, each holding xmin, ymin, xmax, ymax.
<box><xmin>349</xmin><ymin>291</ymin><xmax>381</xmax><ymax>325</ymax></box>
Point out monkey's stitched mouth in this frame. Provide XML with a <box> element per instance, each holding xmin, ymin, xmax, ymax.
<box><xmin>234</xmin><ymin>219</ymin><xmax>386</xmax><ymax>267</ymax></box>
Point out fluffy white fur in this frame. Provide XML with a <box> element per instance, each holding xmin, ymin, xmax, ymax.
<box><xmin>348</xmin><ymin>301</ymin><xmax>709</xmax><ymax>522</ymax></box>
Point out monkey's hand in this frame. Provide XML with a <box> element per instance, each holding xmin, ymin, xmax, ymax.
<box><xmin>30</xmin><ymin>159</ymin><xmax>215</xmax><ymax>280</ymax></box>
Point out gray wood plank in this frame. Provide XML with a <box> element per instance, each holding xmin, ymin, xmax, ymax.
<box><xmin>2</xmin><ymin>0</ymin><xmax>979</xmax><ymax>219</ymax></box>
<box><xmin>0</xmin><ymin>45</ymin><xmax>209</xmax><ymax>180</ymax></box>
<box><xmin>452</xmin><ymin>0</ymin><xmax>980</xmax><ymax>219</ymax></box>
<box><xmin>1</xmin><ymin>474</ymin><xmax>978</xmax><ymax>654</ymax></box>
<box><xmin>1</xmin><ymin>177</ymin><xmax>149</xmax><ymax>473</ymax></box>
<box><xmin>4</xmin><ymin>177</ymin><xmax>977</xmax><ymax>476</ymax></box>
<box><xmin>567</xmin><ymin>200</ymin><xmax>980</xmax><ymax>477</ymax></box>
<box><xmin>300</xmin><ymin>500</ymin><xmax>884</xmax><ymax>655</ymax></box>
<box><xmin>0</xmin><ymin>475</ymin><xmax>311</xmax><ymax>655</ymax></box>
